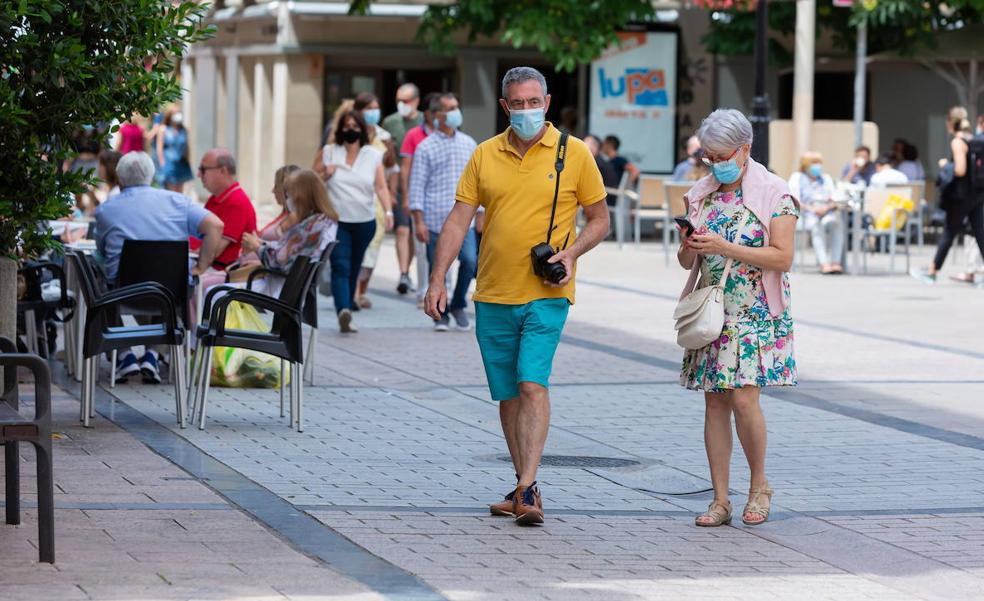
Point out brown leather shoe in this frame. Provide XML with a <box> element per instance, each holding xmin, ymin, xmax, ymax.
<box><xmin>489</xmin><ymin>489</ymin><xmax>516</xmax><ymax>517</ymax></box>
<box><xmin>513</xmin><ymin>483</ymin><xmax>544</xmax><ymax>526</ymax></box>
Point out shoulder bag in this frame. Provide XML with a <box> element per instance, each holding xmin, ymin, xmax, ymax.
<box><xmin>673</xmin><ymin>203</ymin><xmax>751</xmax><ymax>350</ymax></box>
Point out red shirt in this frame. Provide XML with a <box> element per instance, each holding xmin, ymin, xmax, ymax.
<box><xmin>118</xmin><ymin>123</ymin><xmax>145</xmax><ymax>154</ymax></box>
<box><xmin>202</xmin><ymin>183</ymin><xmax>257</xmax><ymax>269</ymax></box>
<box><xmin>400</xmin><ymin>124</ymin><xmax>431</xmax><ymax>157</ymax></box>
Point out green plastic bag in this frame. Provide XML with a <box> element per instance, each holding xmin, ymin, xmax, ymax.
<box><xmin>209</xmin><ymin>301</ymin><xmax>288</xmax><ymax>388</ymax></box>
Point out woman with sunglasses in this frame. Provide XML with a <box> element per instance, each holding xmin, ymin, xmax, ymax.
<box><xmin>676</xmin><ymin>109</ymin><xmax>800</xmax><ymax>528</ymax></box>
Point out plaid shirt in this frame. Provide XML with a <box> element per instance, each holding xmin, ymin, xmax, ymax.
<box><xmin>408</xmin><ymin>129</ymin><xmax>477</xmax><ymax>233</ymax></box>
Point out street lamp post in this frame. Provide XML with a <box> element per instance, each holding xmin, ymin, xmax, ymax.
<box><xmin>750</xmin><ymin>0</ymin><xmax>770</xmax><ymax>168</ymax></box>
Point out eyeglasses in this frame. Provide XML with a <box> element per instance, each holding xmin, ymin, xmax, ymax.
<box><xmin>506</xmin><ymin>97</ymin><xmax>544</xmax><ymax>110</ymax></box>
<box><xmin>198</xmin><ymin>165</ymin><xmax>221</xmax><ymax>175</ymax></box>
<box><xmin>701</xmin><ymin>147</ymin><xmax>740</xmax><ymax>167</ymax></box>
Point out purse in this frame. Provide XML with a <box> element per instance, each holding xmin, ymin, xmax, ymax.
<box><xmin>673</xmin><ymin>204</ymin><xmax>750</xmax><ymax>350</ymax></box>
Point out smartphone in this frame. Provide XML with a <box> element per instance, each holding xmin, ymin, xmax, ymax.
<box><xmin>674</xmin><ymin>216</ymin><xmax>695</xmax><ymax>238</ymax></box>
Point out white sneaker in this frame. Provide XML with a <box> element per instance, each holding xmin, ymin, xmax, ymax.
<box><xmin>433</xmin><ymin>317</ymin><xmax>450</xmax><ymax>332</ymax></box>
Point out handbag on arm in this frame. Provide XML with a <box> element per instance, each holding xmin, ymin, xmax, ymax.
<box><xmin>673</xmin><ymin>205</ymin><xmax>751</xmax><ymax>350</ymax></box>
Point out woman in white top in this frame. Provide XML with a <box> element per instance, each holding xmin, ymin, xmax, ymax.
<box><xmin>788</xmin><ymin>151</ymin><xmax>844</xmax><ymax>274</ymax></box>
<box><xmin>316</xmin><ymin>110</ymin><xmax>393</xmax><ymax>333</ymax></box>
<box><xmin>353</xmin><ymin>91</ymin><xmax>400</xmax><ymax>309</ymax></box>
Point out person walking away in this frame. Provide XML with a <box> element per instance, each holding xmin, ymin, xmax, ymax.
<box><xmin>353</xmin><ymin>91</ymin><xmax>399</xmax><ymax>310</ymax></box>
<box><xmin>157</xmin><ymin>109</ymin><xmax>194</xmax><ymax>193</ymax></box>
<box><xmin>318</xmin><ymin>111</ymin><xmax>393</xmax><ymax>333</ymax></box>
<box><xmin>425</xmin><ymin>67</ymin><xmax>609</xmax><ymax>525</ymax></box>
<box><xmin>95</xmin><ymin>151</ymin><xmax>224</xmax><ymax>383</ymax></box>
<box><xmin>401</xmin><ymin>92</ymin><xmax>441</xmax><ymax>309</ymax></box>
<box><xmin>677</xmin><ymin>109</ymin><xmax>799</xmax><ymax>528</ymax></box>
<box><xmin>382</xmin><ymin>83</ymin><xmax>424</xmax><ymax>295</ymax></box>
<box><xmin>116</xmin><ymin>115</ymin><xmax>145</xmax><ymax>154</ymax></box>
<box><xmin>194</xmin><ymin>149</ymin><xmax>257</xmax><ymax>291</ymax></box>
<box><xmin>788</xmin><ymin>151</ymin><xmax>844</xmax><ymax>274</ymax></box>
<box><xmin>910</xmin><ymin>108</ymin><xmax>984</xmax><ymax>284</ymax></box>
<box><xmin>408</xmin><ymin>93</ymin><xmax>478</xmax><ymax>331</ymax></box>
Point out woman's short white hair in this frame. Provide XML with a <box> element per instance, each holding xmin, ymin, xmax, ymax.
<box><xmin>696</xmin><ymin>109</ymin><xmax>754</xmax><ymax>155</ymax></box>
<box><xmin>116</xmin><ymin>151</ymin><xmax>156</xmax><ymax>187</ymax></box>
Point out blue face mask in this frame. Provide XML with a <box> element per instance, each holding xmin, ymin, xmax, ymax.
<box><xmin>711</xmin><ymin>157</ymin><xmax>743</xmax><ymax>185</ymax></box>
<box><xmin>444</xmin><ymin>109</ymin><xmax>463</xmax><ymax>130</ymax></box>
<box><xmin>363</xmin><ymin>109</ymin><xmax>381</xmax><ymax>126</ymax></box>
<box><xmin>807</xmin><ymin>164</ymin><xmax>823</xmax><ymax>178</ymax></box>
<box><xmin>510</xmin><ymin>108</ymin><xmax>546</xmax><ymax>141</ymax></box>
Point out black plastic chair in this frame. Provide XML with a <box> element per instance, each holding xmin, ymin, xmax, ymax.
<box><xmin>0</xmin><ymin>336</ymin><xmax>55</xmax><ymax>563</ymax></box>
<box><xmin>64</xmin><ymin>251</ymin><xmax>187</xmax><ymax>428</ymax></box>
<box><xmin>189</xmin><ymin>256</ymin><xmax>318</xmax><ymax>431</ymax></box>
<box><xmin>115</xmin><ymin>239</ymin><xmax>193</xmax><ymax>386</ymax></box>
<box><xmin>17</xmin><ymin>261</ymin><xmax>76</xmax><ymax>358</ymax></box>
<box><xmin>245</xmin><ymin>241</ymin><xmax>336</xmax><ymax>385</ymax></box>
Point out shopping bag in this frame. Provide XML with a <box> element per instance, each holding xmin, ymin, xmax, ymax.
<box><xmin>209</xmin><ymin>301</ymin><xmax>288</xmax><ymax>388</ymax></box>
<box><xmin>874</xmin><ymin>193</ymin><xmax>914</xmax><ymax>231</ymax></box>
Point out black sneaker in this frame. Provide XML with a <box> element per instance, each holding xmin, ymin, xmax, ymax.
<box><xmin>139</xmin><ymin>351</ymin><xmax>162</xmax><ymax>384</ymax></box>
<box><xmin>397</xmin><ymin>273</ymin><xmax>413</xmax><ymax>295</ymax></box>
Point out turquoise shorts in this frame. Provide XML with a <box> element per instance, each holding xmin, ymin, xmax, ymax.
<box><xmin>474</xmin><ymin>298</ymin><xmax>570</xmax><ymax>401</ymax></box>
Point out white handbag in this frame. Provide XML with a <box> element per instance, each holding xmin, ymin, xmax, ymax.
<box><xmin>673</xmin><ymin>206</ymin><xmax>749</xmax><ymax>350</ymax></box>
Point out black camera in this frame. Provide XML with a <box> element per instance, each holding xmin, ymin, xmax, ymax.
<box><xmin>531</xmin><ymin>242</ymin><xmax>566</xmax><ymax>284</ymax></box>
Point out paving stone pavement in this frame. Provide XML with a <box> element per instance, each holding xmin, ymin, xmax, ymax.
<box><xmin>3</xmin><ymin>240</ymin><xmax>984</xmax><ymax>600</ymax></box>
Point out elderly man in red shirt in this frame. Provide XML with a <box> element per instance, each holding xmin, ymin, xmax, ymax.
<box><xmin>193</xmin><ymin>148</ymin><xmax>257</xmax><ymax>288</ymax></box>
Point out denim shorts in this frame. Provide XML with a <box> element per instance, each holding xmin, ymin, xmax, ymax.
<box><xmin>474</xmin><ymin>298</ymin><xmax>570</xmax><ymax>401</ymax></box>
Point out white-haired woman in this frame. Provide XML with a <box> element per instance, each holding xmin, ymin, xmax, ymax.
<box><xmin>676</xmin><ymin>109</ymin><xmax>800</xmax><ymax>527</ymax></box>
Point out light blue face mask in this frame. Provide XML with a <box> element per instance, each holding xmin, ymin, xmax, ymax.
<box><xmin>510</xmin><ymin>107</ymin><xmax>546</xmax><ymax>141</ymax></box>
<box><xmin>445</xmin><ymin>109</ymin><xmax>463</xmax><ymax>130</ymax></box>
<box><xmin>711</xmin><ymin>158</ymin><xmax>743</xmax><ymax>185</ymax></box>
<box><xmin>363</xmin><ymin>108</ymin><xmax>381</xmax><ymax>126</ymax></box>
<box><xmin>807</xmin><ymin>163</ymin><xmax>823</xmax><ymax>178</ymax></box>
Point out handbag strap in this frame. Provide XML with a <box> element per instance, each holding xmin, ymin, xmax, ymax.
<box><xmin>679</xmin><ymin>202</ymin><xmax>754</xmax><ymax>299</ymax></box>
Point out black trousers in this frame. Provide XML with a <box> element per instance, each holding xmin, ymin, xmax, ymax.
<box><xmin>933</xmin><ymin>201</ymin><xmax>984</xmax><ymax>271</ymax></box>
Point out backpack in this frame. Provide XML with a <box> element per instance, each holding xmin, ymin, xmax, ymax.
<box><xmin>968</xmin><ymin>134</ymin><xmax>984</xmax><ymax>198</ymax></box>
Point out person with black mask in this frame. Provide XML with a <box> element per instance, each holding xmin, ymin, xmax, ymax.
<box><xmin>317</xmin><ymin>110</ymin><xmax>394</xmax><ymax>332</ymax></box>
<box><xmin>910</xmin><ymin>107</ymin><xmax>984</xmax><ymax>284</ymax></box>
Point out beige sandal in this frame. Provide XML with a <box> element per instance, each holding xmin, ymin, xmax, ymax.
<box><xmin>742</xmin><ymin>487</ymin><xmax>774</xmax><ymax>526</ymax></box>
<box><xmin>695</xmin><ymin>500</ymin><xmax>732</xmax><ymax>527</ymax></box>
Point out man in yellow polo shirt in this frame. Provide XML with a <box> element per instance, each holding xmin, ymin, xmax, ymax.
<box><xmin>424</xmin><ymin>66</ymin><xmax>609</xmax><ymax>526</ymax></box>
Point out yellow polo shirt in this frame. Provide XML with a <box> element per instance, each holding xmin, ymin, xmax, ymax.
<box><xmin>455</xmin><ymin>124</ymin><xmax>607</xmax><ymax>305</ymax></box>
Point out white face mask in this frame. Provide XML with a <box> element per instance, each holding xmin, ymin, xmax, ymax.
<box><xmin>397</xmin><ymin>101</ymin><xmax>414</xmax><ymax>118</ymax></box>
<box><xmin>285</xmin><ymin>195</ymin><xmax>295</xmax><ymax>213</ymax></box>
<box><xmin>172</xmin><ymin>112</ymin><xmax>183</xmax><ymax>125</ymax></box>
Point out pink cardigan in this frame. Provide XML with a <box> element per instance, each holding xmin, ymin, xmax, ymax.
<box><xmin>681</xmin><ymin>157</ymin><xmax>799</xmax><ymax>318</ymax></box>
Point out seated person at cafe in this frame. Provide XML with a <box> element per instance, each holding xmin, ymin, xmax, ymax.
<box><xmin>193</xmin><ymin>148</ymin><xmax>257</xmax><ymax>290</ymax></box>
<box><xmin>840</xmin><ymin>145</ymin><xmax>876</xmax><ymax>186</ymax></box>
<box><xmin>229</xmin><ymin>169</ymin><xmax>339</xmax><ymax>297</ymax></box>
<box><xmin>869</xmin><ymin>153</ymin><xmax>910</xmax><ymax>188</ymax></box>
<box><xmin>95</xmin><ymin>151</ymin><xmax>224</xmax><ymax>383</ymax></box>
<box><xmin>788</xmin><ymin>151</ymin><xmax>845</xmax><ymax>274</ymax></box>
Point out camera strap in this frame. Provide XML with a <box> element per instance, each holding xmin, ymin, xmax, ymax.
<box><xmin>545</xmin><ymin>132</ymin><xmax>569</xmax><ymax>247</ymax></box>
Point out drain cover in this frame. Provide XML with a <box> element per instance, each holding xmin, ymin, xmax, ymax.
<box><xmin>498</xmin><ymin>455</ymin><xmax>641</xmax><ymax>468</ymax></box>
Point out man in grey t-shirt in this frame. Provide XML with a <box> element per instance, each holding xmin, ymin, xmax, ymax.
<box><xmin>95</xmin><ymin>151</ymin><xmax>223</xmax><ymax>382</ymax></box>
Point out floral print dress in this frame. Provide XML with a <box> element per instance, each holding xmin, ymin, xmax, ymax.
<box><xmin>680</xmin><ymin>190</ymin><xmax>799</xmax><ymax>392</ymax></box>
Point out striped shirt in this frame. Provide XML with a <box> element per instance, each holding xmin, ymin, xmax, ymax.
<box><xmin>408</xmin><ymin>129</ymin><xmax>477</xmax><ymax>233</ymax></box>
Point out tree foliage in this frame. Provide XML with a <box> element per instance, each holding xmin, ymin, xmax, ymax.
<box><xmin>351</xmin><ymin>0</ymin><xmax>657</xmax><ymax>73</ymax></box>
<box><xmin>703</xmin><ymin>0</ymin><xmax>984</xmax><ymax>65</ymax></box>
<box><xmin>0</xmin><ymin>1</ymin><xmax>213</xmax><ymax>260</ymax></box>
